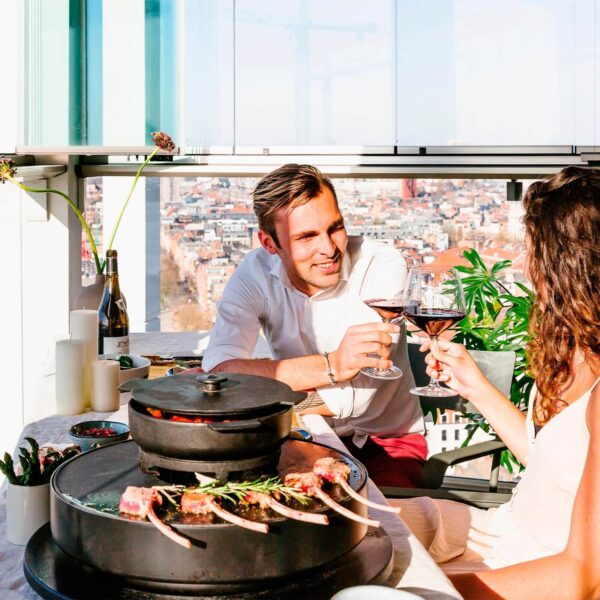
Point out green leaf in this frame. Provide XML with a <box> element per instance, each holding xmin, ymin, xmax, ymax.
<box><xmin>463</xmin><ymin>248</ymin><xmax>487</xmax><ymax>271</ymax></box>
<box><xmin>453</xmin><ymin>265</ymin><xmax>473</xmax><ymax>274</ymax></box>
<box><xmin>491</xmin><ymin>259</ymin><xmax>512</xmax><ymax>276</ymax></box>
<box><xmin>0</xmin><ymin>452</ymin><xmax>18</xmax><ymax>484</ymax></box>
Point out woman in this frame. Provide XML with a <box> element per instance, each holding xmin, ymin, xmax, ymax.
<box><xmin>400</xmin><ymin>166</ymin><xmax>600</xmax><ymax>599</ymax></box>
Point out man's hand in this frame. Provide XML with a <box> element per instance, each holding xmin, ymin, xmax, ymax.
<box><xmin>330</xmin><ymin>322</ymin><xmax>400</xmax><ymax>381</ymax></box>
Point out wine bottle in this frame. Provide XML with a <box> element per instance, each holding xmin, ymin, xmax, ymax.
<box><xmin>98</xmin><ymin>249</ymin><xmax>130</xmax><ymax>355</ymax></box>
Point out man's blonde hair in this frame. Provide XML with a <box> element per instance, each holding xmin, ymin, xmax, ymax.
<box><xmin>252</xmin><ymin>164</ymin><xmax>337</xmax><ymax>247</ymax></box>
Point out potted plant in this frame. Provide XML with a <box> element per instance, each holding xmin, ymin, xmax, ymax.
<box><xmin>0</xmin><ymin>132</ymin><xmax>176</xmax><ymax>307</ymax></box>
<box><xmin>449</xmin><ymin>248</ymin><xmax>535</xmax><ymax>473</ymax></box>
<box><xmin>0</xmin><ymin>437</ymin><xmax>80</xmax><ymax>545</ymax></box>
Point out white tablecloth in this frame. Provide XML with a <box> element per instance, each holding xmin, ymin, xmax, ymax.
<box><xmin>0</xmin><ymin>332</ymin><xmax>461</xmax><ymax>599</ymax></box>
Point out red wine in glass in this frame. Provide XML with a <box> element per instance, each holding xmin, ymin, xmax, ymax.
<box><xmin>364</xmin><ymin>299</ymin><xmax>419</xmax><ymax>322</ymax></box>
<box><xmin>403</xmin><ymin>308</ymin><xmax>466</xmax><ymax>337</ymax></box>
<box><xmin>403</xmin><ymin>267</ymin><xmax>466</xmax><ymax>397</ymax></box>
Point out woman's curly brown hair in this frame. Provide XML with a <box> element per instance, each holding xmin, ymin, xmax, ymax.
<box><xmin>523</xmin><ymin>166</ymin><xmax>600</xmax><ymax>426</ymax></box>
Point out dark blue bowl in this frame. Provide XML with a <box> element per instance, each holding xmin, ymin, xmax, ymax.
<box><xmin>68</xmin><ymin>420</ymin><xmax>129</xmax><ymax>451</ymax></box>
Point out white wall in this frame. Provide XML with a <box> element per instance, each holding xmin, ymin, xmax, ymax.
<box><xmin>0</xmin><ymin>169</ymin><xmax>74</xmax><ymax>454</ymax></box>
<box><xmin>0</xmin><ymin>1</ymin><xmax>23</xmax><ymax>455</ymax></box>
<box><xmin>21</xmin><ymin>173</ymin><xmax>73</xmax><ymax>427</ymax></box>
<box><xmin>0</xmin><ymin>183</ymin><xmax>25</xmax><ymax>455</ymax></box>
<box><xmin>0</xmin><ymin>4</ymin><xmax>75</xmax><ymax>458</ymax></box>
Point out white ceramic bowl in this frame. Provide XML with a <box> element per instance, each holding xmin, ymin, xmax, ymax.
<box><xmin>103</xmin><ymin>354</ymin><xmax>151</xmax><ymax>384</ymax></box>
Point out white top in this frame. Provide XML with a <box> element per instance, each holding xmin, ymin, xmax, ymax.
<box><xmin>203</xmin><ymin>236</ymin><xmax>423</xmax><ymax>443</ymax></box>
<box><xmin>490</xmin><ymin>376</ymin><xmax>600</xmax><ymax>564</ymax></box>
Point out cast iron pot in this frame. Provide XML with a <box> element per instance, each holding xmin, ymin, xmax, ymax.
<box><xmin>123</xmin><ymin>372</ymin><xmax>307</xmax><ymax>461</ymax></box>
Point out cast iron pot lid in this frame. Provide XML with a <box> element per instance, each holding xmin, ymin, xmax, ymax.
<box><xmin>120</xmin><ymin>372</ymin><xmax>307</xmax><ymax>416</ymax></box>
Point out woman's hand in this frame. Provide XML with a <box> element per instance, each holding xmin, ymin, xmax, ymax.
<box><xmin>421</xmin><ymin>338</ymin><xmax>489</xmax><ymax>402</ymax></box>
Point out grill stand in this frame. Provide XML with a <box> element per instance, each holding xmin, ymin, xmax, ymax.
<box><xmin>139</xmin><ymin>448</ymin><xmax>278</xmax><ymax>480</ymax></box>
<box><xmin>25</xmin><ymin>523</ymin><xmax>394</xmax><ymax>600</ymax></box>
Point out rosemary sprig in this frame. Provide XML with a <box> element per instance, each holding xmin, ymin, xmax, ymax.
<box><xmin>153</xmin><ymin>484</ymin><xmax>185</xmax><ymax>506</ymax></box>
<box><xmin>152</xmin><ymin>476</ymin><xmax>310</xmax><ymax>506</ymax></box>
<box><xmin>190</xmin><ymin>476</ymin><xmax>310</xmax><ymax>505</ymax></box>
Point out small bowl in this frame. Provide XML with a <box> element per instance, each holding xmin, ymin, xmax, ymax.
<box><xmin>68</xmin><ymin>420</ymin><xmax>130</xmax><ymax>451</ymax></box>
<box><xmin>102</xmin><ymin>354</ymin><xmax>151</xmax><ymax>384</ymax></box>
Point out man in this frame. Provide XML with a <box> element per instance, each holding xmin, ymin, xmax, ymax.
<box><xmin>202</xmin><ymin>164</ymin><xmax>426</xmax><ymax>486</ymax></box>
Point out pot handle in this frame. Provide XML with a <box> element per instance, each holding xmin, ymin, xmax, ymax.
<box><xmin>279</xmin><ymin>391</ymin><xmax>307</xmax><ymax>408</ymax></box>
<box><xmin>119</xmin><ymin>379</ymin><xmax>144</xmax><ymax>393</ymax></box>
<box><xmin>207</xmin><ymin>419</ymin><xmax>263</xmax><ymax>432</ymax></box>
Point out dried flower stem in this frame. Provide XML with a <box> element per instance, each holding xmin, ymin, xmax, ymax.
<box><xmin>105</xmin><ymin>147</ymin><xmax>160</xmax><ymax>253</ymax></box>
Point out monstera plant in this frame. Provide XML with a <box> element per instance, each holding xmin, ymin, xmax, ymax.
<box><xmin>450</xmin><ymin>248</ymin><xmax>535</xmax><ymax>472</ymax></box>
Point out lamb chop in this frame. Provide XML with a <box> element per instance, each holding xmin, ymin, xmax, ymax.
<box><xmin>181</xmin><ymin>490</ymin><xmax>269</xmax><ymax>534</ymax></box>
<box><xmin>119</xmin><ymin>486</ymin><xmax>191</xmax><ymax>549</ymax></box>
<box><xmin>313</xmin><ymin>457</ymin><xmax>401</xmax><ymax>514</ymax></box>
<box><xmin>243</xmin><ymin>490</ymin><xmax>328</xmax><ymax>525</ymax></box>
<box><xmin>284</xmin><ymin>471</ymin><xmax>380</xmax><ymax>528</ymax></box>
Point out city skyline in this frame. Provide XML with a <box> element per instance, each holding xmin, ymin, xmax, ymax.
<box><xmin>83</xmin><ymin>176</ymin><xmax>527</xmax><ymax>332</ymax></box>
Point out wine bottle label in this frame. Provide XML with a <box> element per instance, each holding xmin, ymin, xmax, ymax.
<box><xmin>103</xmin><ymin>336</ymin><xmax>130</xmax><ymax>355</ymax></box>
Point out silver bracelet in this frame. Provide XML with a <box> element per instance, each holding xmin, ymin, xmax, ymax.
<box><xmin>323</xmin><ymin>351</ymin><xmax>337</xmax><ymax>386</ymax></box>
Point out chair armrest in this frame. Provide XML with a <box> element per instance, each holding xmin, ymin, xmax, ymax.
<box><xmin>420</xmin><ymin>395</ymin><xmax>478</xmax><ymax>415</ymax></box>
<box><xmin>380</xmin><ymin>485</ymin><xmax>513</xmax><ymax>509</ymax></box>
<box><xmin>421</xmin><ymin>439</ymin><xmax>507</xmax><ymax>489</ymax></box>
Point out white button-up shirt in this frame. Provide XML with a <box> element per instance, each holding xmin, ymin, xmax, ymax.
<box><xmin>203</xmin><ymin>236</ymin><xmax>424</xmax><ymax>444</ymax></box>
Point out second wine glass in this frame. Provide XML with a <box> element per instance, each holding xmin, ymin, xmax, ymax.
<box><xmin>403</xmin><ymin>266</ymin><xmax>466</xmax><ymax>397</ymax></box>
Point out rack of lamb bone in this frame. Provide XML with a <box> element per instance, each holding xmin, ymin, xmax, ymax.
<box><xmin>284</xmin><ymin>471</ymin><xmax>380</xmax><ymax>528</ymax></box>
<box><xmin>117</xmin><ymin>457</ymin><xmax>398</xmax><ymax>547</ymax></box>
<box><xmin>312</xmin><ymin>457</ymin><xmax>401</xmax><ymax>514</ymax></box>
<box><xmin>119</xmin><ymin>486</ymin><xmax>191</xmax><ymax>549</ymax></box>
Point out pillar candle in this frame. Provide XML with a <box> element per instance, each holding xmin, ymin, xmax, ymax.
<box><xmin>70</xmin><ymin>310</ymin><xmax>99</xmax><ymax>408</ymax></box>
<box><xmin>55</xmin><ymin>339</ymin><xmax>85</xmax><ymax>415</ymax></box>
<box><xmin>91</xmin><ymin>360</ymin><xmax>120</xmax><ymax>412</ymax></box>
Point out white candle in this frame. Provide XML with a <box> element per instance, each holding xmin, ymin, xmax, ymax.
<box><xmin>55</xmin><ymin>339</ymin><xmax>85</xmax><ymax>415</ymax></box>
<box><xmin>70</xmin><ymin>309</ymin><xmax>99</xmax><ymax>408</ymax></box>
<box><xmin>91</xmin><ymin>359</ymin><xmax>120</xmax><ymax>412</ymax></box>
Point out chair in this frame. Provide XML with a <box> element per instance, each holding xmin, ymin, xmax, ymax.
<box><xmin>381</xmin><ymin>341</ymin><xmax>517</xmax><ymax>508</ymax></box>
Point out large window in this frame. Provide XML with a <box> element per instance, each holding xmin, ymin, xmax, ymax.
<box><xmin>22</xmin><ymin>0</ymin><xmax>600</xmax><ymax>149</ymax></box>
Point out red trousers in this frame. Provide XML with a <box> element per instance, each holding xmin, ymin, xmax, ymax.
<box><xmin>341</xmin><ymin>433</ymin><xmax>427</xmax><ymax>488</ymax></box>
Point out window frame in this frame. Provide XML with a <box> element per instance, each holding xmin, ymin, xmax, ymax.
<box><xmin>63</xmin><ymin>147</ymin><xmax>600</xmax><ymax>181</ymax></box>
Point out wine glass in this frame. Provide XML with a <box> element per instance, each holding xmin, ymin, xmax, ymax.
<box><xmin>403</xmin><ymin>266</ymin><xmax>466</xmax><ymax>397</ymax></box>
<box><xmin>358</xmin><ymin>256</ymin><xmax>412</xmax><ymax>380</ymax></box>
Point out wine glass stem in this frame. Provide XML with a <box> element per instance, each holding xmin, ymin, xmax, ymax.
<box><xmin>368</xmin><ymin>317</ymin><xmax>394</xmax><ymax>374</ymax></box>
<box><xmin>429</xmin><ymin>336</ymin><xmax>442</xmax><ymax>389</ymax></box>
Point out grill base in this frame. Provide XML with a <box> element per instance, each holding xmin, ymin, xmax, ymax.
<box><xmin>25</xmin><ymin>523</ymin><xmax>394</xmax><ymax>600</ymax></box>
